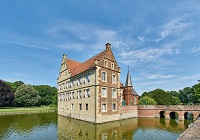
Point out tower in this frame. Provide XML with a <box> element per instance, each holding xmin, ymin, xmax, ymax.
<box><xmin>123</xmin><ymin>70</ymin><xmax>138</xmax><ymax>106</ymax></box>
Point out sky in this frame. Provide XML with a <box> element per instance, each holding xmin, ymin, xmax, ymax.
<box><xmin>0</xmin><ymin>0</ymin><xmax>200</xmax><ymax>95</ymax></box>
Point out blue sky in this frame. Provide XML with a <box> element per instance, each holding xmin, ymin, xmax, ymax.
<box><xmin>0</xmin><ymin>0</ymin><xmax>200</xmax><ymax>95</ymax></box>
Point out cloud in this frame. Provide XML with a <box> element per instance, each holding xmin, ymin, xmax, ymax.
<box><xmin>156</xmin><ymin>17</ymin><xmax>188</xmax><ymax>42</ymax></box>
<box><xmin>138</xmin><ymin>36</ymin><xmax>145</xmax><ymax>43</ymax></box>
<box><xmin>141</xmin><ymin>73</ymin><xmax>177</xmax><ymax>80</ymax></box>
<box><xmin>46</xmin><ymin>21</ymin><xmax>119</xmax><ymax>51</ymax></box>
<box><xmin>10</xmin><ymin>41</ymin><xmax>51</xmax><ymax>51</ymax></box>
<box><xmin>118</xmin><ymin>45</ymin><xmax>179</xmax><ymax>65</ymax></box>
<box><xmin>190</xmin><ymin>46</ymin><xmax>200</xmax><ymax>54</ymax></box>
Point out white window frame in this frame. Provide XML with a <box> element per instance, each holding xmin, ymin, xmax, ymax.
<box><xmin>102</xmin><ymin>88</ymin><xmax>107</xmax><ymax>97</ymax></box>
<box><xmin>101</xmin><ymin>71</ymin><xmax>107</xmax><ymax>82</ymax></box>
<box><xmin>112</xmin><ymin>88</ymin><xmax>117</xmax><ymax>98</ymax></box>
<box><xmin>102</xmin><ymin>103</ymin><xmax>107</xmax><ymax>112</ymax></box>
<box><xmin>112</xmin><ymin>103</ymin><xmax>117</xmax><ymax>111</ymax></box>
<box><xmin>112</xmin><ymin>74</ymin><xmax>116</xmax><ymax>84</ymax></box>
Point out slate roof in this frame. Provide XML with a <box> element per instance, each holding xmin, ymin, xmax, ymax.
<box><xmin>125</xmin><ymin>70</ymin><xmax>138</xmax><ymax>96</ymax></box>
<box><xmin>125</xmin><ymin>70</ymin><xmax>133</xmax><ymax>87</ymax></box>
<box><xmin>66</xmin><ymin>50</ymin><xmax>106</xmax><ymax>76</ymax></box>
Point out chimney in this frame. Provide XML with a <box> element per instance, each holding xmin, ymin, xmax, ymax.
<box><xmin>105</xmin><ymin>43</ymin><xmax>111</xmax><ymax>49</ymax></box>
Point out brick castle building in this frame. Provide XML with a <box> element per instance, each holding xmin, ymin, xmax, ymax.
<box><xmin>57</xmin><ymin>43</ymin><xmax>138</xmax><ymax>123</ymax></box>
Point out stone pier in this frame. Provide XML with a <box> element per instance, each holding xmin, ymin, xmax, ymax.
<box><xmin>177</xmin><ymin>117</ymin><xmax>200</xmax><ymax>140</ymax></box>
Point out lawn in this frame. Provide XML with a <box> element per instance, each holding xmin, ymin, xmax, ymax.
<box><xmin>0</xmin><ymin>106</ymin><xmax>56</xmax><ymax>113</ymax></box>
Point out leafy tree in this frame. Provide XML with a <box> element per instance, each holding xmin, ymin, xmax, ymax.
<box><xmin>191</xmin><ymin>83</ymin><xmax>200</xmax><ymax>105</ymax></box>
<box><xmin>15</xmin><ymin>84</ymin><xmax>41</xmax><ymax>107</ymax></box>
<box><xmin>179</xmin><ymin>87</ymin><xmax>193</xmax><ymax>105</ymax></box>
<box><xmin>33</xmin><ymin>85</ymin><xmax>57</xmax><ymax>106</ymax></box>
<box><xmin>139</xmin><ymin>96</ymin><xmax>157</xmax><ymax>105</ymax></box>
<box><xmin>0</xmin><ymin>80</ymin><xmax>14</xmax><ymax>107</ymax></box>
<box><xmin>144</xmin><ymin>89</ymin><xmax>177</xmax><ymax>105</ymax></box>
<box><xmin>6</xmin><ymin>81</ymin><xmax>24</xmax><ymax>93</ymax></box>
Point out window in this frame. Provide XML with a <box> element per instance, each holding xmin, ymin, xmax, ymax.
<box><xmin>104</xmin><ymin>60</ymin><xmax>108</xmax><ymax>67</ymax></box>
<box><xmin>102</xmin><ymin>103</ymin><xmax>107</xmax><ymax>112</ymax></box>
<box><xmin>79</xmin><ymin>77</ymin><xmax>82</xmax><ymax>85</ymax></box>
<box><xmin>66</xmin><ymin>93</ymin><xmax>69</xmax><ymax>101</ymax></box>
<box><xmin>77</xmin><ymin>91</ymin><xmax>79</xmax><ymax>99</ymax></box>
<box><xmin>71</xmin><ymin>104</ymin><xmax>74</xmax><ymax>110</ymax></box>
<box><xmin>112</xmin><ymin>103</ymin><xmax>117</xmax><ymax>111</ymax></box>
<box><xmin>85</xmin><ymin>89</ymin><xmax>90</xmax><ymax>98</ymax></box>
<box><xmin>102</xmin><ymin>88</ymin><xmax>107</xmax><ymax>97</ymax></box>
<box><xmin>112</xmin><ymin>74</ymin><xmax>116</xmax><ymax>84</ymax></box>
<box><xmin>86</xmin><ymin>73</ymin><xmax>90</xmax><ymax>83</ymax></box>
<box><xmin>79</xmin><ymin>104</ymin><xmax>82</xmax><ymax>110</ymax></box>
<box><xmin>102</xmin><ymin>72</ymin><xmax>106</xmax><ymax>81</ymax></box>
<box><xmin>72</xmin><ymin>92</ymin><xmax>74</xmax><ymax>99</ymax></box>
<box><xmin>111</xmin><ymin>63</ymin><xmax>114</xmax><ymax>69</ymax></box>
<box><xmin>79</xmin><ymin>90</ymin><xmax>82</xmax><ymax>98</ymax></box>
<box><xmin>112</xmin><ymin>89</ymin><xmax>117</xmax><ymax>98</ymax></box>
<box><xmin>85</xmin><ymin>104</ymin><xmax>88</xmax><ymax>110</ymax></box>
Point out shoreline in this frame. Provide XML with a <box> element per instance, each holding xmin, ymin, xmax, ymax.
<box><xmin>0</xmin><ymin>110</ymin><xmax>56</xmax><ymax>115</ymax></box>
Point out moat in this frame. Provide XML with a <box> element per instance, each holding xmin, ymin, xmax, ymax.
<box><xmin>0</xmin><ymin>112</ymin><xmax>193</xmax><ymax>140</ymax></box>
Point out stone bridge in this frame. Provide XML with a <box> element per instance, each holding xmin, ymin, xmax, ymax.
<box><xmin>138</xmin><ymin>105</ymin><xmax>200</xmax><ymax>120</ymax></box>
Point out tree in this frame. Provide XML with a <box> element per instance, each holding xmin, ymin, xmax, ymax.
<box><xmin>6</xmin><ymin>81</ymin><xmax>24</xmax><ymax>93</ymax></box>
<box><xmin>0</xmin><ymin>80</ymin><xmax>14</xmax><ymax>107</ymax></box>
<box><xmin>139</xmin><ymin>96</ymin><xmax>157</xmax><ymax>105</ymax></box>
<box><xmin>33</xmin><ymin>85</ymin><xmax>57</xmax><ymax>106</ymax></box>
<box><xmin>179</xmin><ymin>87</ymin><xmax>193</xmax><ymax>105</ymax></box>
<box><xmin>144</xmin><ymin>89</ymin><xmax>177</xmax><ymax>105</ymax></box>
<box><xmin>14</xmin><ymin>84</ymin><xmax>41</xmax><ymax>107</ymax></box>
<box><xmin>191</xmin><ymin>83</ymin><xmax>200</xmax><ymax>105</ymax></box>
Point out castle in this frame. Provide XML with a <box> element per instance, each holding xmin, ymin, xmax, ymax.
<box><xmin>57</xmin><ymin>43</ymin><xmax>138</xmax><ymax>123</ymax></box>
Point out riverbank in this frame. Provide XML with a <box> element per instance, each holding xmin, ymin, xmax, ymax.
<box><xmin>0</xmin><ymin>106</ymin><xmax>56</xmax><ymax>115</ymax></box>
<box><xmin>177</xmin><ymin>117</ymin><xmax>200</xmax><ymax>140</ymax></box>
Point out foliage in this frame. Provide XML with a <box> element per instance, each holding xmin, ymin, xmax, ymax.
<box><xmin>0</xmin><ymin>80</ymin><xmax>14</xmax><ymax>107</ymax></box>
<box><xmin>179</xmin><ymin>87</ymin><xmax>193</xmax><ymax>105</ymax></box>
<box><xmin>33</xmin><ymin>85</ymin><xmax>57</xmax><ymax>106</ymax></box>
<box><xmin>142</xmin><ymin>89</ymin><xmax>181</xmax><ymax>105</ymax></box>
<box><xmin>6</xmin><ymin>81</ymin><xmax>24</xmax><ymax>93</ymax></box>
<box><xmin>139</xmin><ymin>96</ymin><xmax>157</xmax><ymax>105</ymax></box>
<box><xmin>14</xmin><ymin>84</ymin><xmax>41</xmax><ymax>107</ymax></box>
<box><xmin>191</xmin><ymin>83</ymin><xmax>200</xmax><ymax>105</ymax></box>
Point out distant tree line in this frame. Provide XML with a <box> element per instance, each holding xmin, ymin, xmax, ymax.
<box><xmin>0</xmin><ymin>80</ymin><xmax>57</xmax><ymax>107</ymax></box>
<box><xmin>139</xmin><ymin>82</ymin><xmax>200</xmax><ymax>105</ymax></box>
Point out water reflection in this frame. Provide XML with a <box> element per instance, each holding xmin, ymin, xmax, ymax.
<box><xmin>0</xmin><ymin>113</ymin><xmax>192</xmax><ymax>140</ymax></box>
<box><xmin>58</xmin><ymin>116</ymin><xmax>192</xmax><ymax>140</ymax></box>
<box><xmin>0</xmin><ymin>113</ymin><xmax>57</xmax><ymax>140</ymax></box>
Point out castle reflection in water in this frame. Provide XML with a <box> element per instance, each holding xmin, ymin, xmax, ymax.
<box><xmin>58</xmin><ymin>115</ymin><xmax>191</xmax><ymax>140</ymax></box>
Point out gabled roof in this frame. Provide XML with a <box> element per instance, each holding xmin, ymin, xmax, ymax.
<box><xmin>66</xmin><ymin>49</ymin><xmax>106</xmax><ymax>76</ymax></box>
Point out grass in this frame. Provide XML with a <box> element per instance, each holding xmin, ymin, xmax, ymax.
<box><xmin>0</xmin><ymin>106</ymin><xmax>56</xmax><ymax>113</ymax></box>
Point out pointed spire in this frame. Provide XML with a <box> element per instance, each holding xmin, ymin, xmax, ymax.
<box><xmin>125</xmin><ymin>70</ymin><xmax>133</xmax><ymax>87</ymax></box>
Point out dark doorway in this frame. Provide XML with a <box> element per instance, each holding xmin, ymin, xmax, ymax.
<box><xmin>169</xmin><ymin>112</ymin><xmax>178</xmax><ymax>119</ymax></box>
<box><xmin>184</xmin><ymin>112</ymin><xmax>194</xmax><ymax>120</ymax></box>
<box><xmin>159</xmin><ymin>111</ymin><xmax>165</xmax><ymax>118</ymax></box>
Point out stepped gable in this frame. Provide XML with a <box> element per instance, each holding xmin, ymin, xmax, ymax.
<box><xmin>66</xmin><ymin>49</ymin><xmax>106</xmax><ymax>77</ymax></box>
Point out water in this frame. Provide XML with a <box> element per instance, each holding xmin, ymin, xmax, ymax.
<box><xmin>0</xmin><ymin>113</ymin><xmax>192</xmax><ymax>140</ymax></box>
